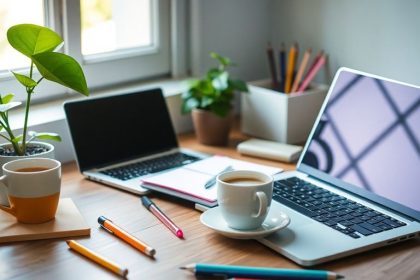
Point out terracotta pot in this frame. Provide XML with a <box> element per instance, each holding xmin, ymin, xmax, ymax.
<box><xmin>191</xmin><ymin>109</ymin><xmax>233</xmax><ymax>146</ymax></box>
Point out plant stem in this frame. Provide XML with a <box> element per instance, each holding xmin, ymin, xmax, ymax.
<box><xmin>21</xmin><ymin>62</ymin><xmax>35</xmax><ymax>154</ymax></box>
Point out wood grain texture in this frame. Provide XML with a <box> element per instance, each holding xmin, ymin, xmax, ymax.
<box><xmin>1</xmin><ymin>124</ymin><xmax>419</xmax><ymax>280</ymax></box>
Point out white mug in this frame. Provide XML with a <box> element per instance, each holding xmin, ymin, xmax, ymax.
<box><xmin>217</xmin><ymin>170</ymin><xmax>273</xmax><ymax>230</ymax></box>
<box><xmin>0</xmin><ymin>158</ymin><xmax>61</xmax><ymax>223</ymax></box>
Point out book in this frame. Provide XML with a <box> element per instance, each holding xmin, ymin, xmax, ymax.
<box><xmin>0</xmin><ymin>198</ymin><xmax>90</xmax><ymax>243</ymax></box>
<box><xmin>141</xmin><ymin>155</ymin><xmax>282</xmax><ymax>207</ymax></box>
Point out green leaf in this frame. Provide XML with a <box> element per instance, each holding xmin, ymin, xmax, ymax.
<box><xmin>182</xmin><ymin>98</ymin><xmax>199</xmax><ymax>114</ymax></box>
<box><xmin>12</xmin><ymin>134</ymin><xmax>23</xmax><ymax>143</ymax></box>
<box><xmin>197</xmin><ymin>80</ymin><xmax>214</xmax><ymax>95</ymax></box>
<box><xmin>212</xmin><ymin>71</ymin><xmax>229</xmax><ymax>91</ymax></box>
<box><xmin>201</xmin><ymin>96</ymin><xmax>214</xmax><ymax>108</ymax></box>
<box><xmin>7</xmin><ymin>24</ymin><xmax>63</xmax><ymax>57</ymax></box>
<box><xmin>206</xmin><ymin>68</ymin><xmax>222</xmax><ymax>80</ymax></box>
<box><xmin>1</xmin><ymin>94</ymin><xmax>14</xmax><ymax>104</ymax></box>
<box><xmin>33</xmin><ymin>132</ymin><xmax>62</xmax><ymax>142</ymax></box>
<box><xmin>12</xmin><ymin>72</ymin><xmax>37</xmax><ymax>88</ymax></box>
<box><xmin>32</xmin><ymin>52</ymin><xmax>89</xmax><ymax>96</ymax></box>
<box><xmin>210</xmin><ymin>101</ymin><xmax>231</xmax><ymax>117</ymax></box>
<box><xmin>0</xmin><ymin>101</ymin><xmax>21</xmax><ymax>112</ymax></box>
<box><xmin>229</xmin><ymin>79</ymin><xmax>249</xmax><ymax>92</ymax></box>
<box><xmin>210</xmin><ymin>52</ymin><xmax>231</xmax><ymax>66</ymax></box>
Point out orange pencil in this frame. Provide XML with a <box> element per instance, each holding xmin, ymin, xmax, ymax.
<box><xmin>66</xmin><ymin>240</ymin><xmax>129</xmax><ymax>277</ymax></box>
<box><xmin>290</xmin><ymin>48</ymin><xmax>311</xmax><ymax>93</ymax></box>
<box><xmin>98</xmin><ymin>216</ymin><xmax>156</xmax><ymax>257</ymax></box>
<box><xmin>284</xmin><ymin>43</ymin><xmax>298</xmax><ymax>93</ymax></box>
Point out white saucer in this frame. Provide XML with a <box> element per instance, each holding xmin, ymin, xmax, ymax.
<box><xmin>200</xmin><ymin>207</ymin><xmax>290</xmax><ymax>239</ymax></box>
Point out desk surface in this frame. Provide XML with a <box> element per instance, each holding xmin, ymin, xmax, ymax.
<box><xmin>1</xmin><ymin>128</ymin><xmax>419</xmax><ymax>280</ymax></box>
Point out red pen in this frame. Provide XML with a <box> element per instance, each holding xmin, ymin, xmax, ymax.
<box><xmin>141</xmin><ymin>196</ymin><xmax>184</xmax><ymax>239</ymax></box>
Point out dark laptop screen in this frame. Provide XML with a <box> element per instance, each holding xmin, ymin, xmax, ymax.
<box><xmin>300</xmin><ymin>69</ymin><xmax>420</xmax><ymax>212</ymax></box>
<box><xmin>64</xmin><ymin>88</ymin><xmax>179</xmax><ymax>171</ymax></box>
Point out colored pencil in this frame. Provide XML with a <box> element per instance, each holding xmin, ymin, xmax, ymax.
<box><xmin>266</xmin><ymin>42</ymin><xmax>278</xmax><ymax>88</ymax></box>
<box><xmin>297</xmin><ymin>53</ymin><xmax>326</xmax><ymax>92</ymax></box>
<box><xmin>279</xmin><ymin>43</ymin><xmax>286</xmax><ymax>90</ymax></box>
<box><xmin>284</xmin><ymin>43</ymin><xmax>298</xmax><ymax>93</ymax></box>
<box><xmin>291</xmin><ymin>48</ymin><xmax>312</xmax><ymax>93</ymax></box>
<box><xmin>66</xmin><ymin>240</ymin><xmax>129</xmax><ymax>277</ymax></box>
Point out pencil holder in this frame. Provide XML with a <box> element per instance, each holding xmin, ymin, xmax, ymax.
<box><xmin>241</xmin><ymin>79</ymin><xmax>328</xmax><ymax>144</ymax></box>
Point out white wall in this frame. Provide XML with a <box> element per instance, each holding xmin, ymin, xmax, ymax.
<box><xmin>270</xmin><ymin>0</ymin><xmax>420</xmax><ymax>85</ymax></box>
<box><xmin>190</xmin><ymin>0</ymin><xmax>273</xmax><ymax>81</ymax></box>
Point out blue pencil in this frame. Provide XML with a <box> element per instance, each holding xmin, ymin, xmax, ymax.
<box><xmin>180</xmin><ymin>263</ymin><xmax>344</xmax><ymax>280</ymax></box>
<box><xmin>279</xmin><ymin>43</ymin><xmax>286</xmax><ymax>91</ymax></box>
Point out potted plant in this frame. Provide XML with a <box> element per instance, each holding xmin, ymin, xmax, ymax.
<box><xmin>181</xmin><ymin>52</ymin><xmax>248</xmax><ymax>145</ymax></box>
<box><xmin>0</xmin><ymin>24</ymin><xmax>88</xmax><ymax>176</ymax></box>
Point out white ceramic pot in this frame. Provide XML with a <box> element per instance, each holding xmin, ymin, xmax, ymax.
<box><xmin>0</xmin><ymin>141</ymin><xmax>55</xmax><ymax>206</ymax></box>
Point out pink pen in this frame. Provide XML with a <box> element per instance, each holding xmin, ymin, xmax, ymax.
<box><xmin>141</xmin><ymin>196</ymin><xmax>184</xmax><ymax>239</ymax></box>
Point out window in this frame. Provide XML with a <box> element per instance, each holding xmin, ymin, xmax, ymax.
<box><xmin>0</xmin><ymin>0</ymin><xmax>170</xmax><ymax>101</ymax></box>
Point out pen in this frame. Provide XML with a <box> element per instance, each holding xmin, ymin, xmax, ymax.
<box><xmin>98</xmin><ymin>216</ymin><xmax>156</xmax><ymax>257</ymax></box>
<box><xmin>180</xmin><ymin>263</ymin><xmax>345</xmax><ymax>280</ymax></box>
<box><xmin>204</xmin><ymin>165</ymin><xmax>234</xmax><ymax>189</ymax></box>
<box><xmin>66</xmin><ymin>240</ymin><xmax>129</xmax><ymax>278</ymax></box>
<box><xmin>141</xmin><ymin>196</ymin><xmax>184</xmax><ymax>239</ymax></box>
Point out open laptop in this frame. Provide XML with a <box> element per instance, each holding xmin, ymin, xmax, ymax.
<box><xmin>64</xmin><ymin>88</ymin><xmax>207</xmax><ymax>194</ymax></box>
<box><xmin>259</xmin><ymin>68</ymin><xmax>420</xmax><ymax>266</ymax></box>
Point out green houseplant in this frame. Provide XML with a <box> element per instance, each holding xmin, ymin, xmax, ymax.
<box><xmin>181</xmin><ymin>52</ymin><xmax>248</xmax><ymax>145</ymax></box>
<box><xmin>0</xmin><ymin>24</ymin><xmax>89</xmax><ymax>157</ymax></box>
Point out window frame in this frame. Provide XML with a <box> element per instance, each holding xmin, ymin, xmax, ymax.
<box><xmin>0</xmin><ymin>0</ymin><xmax>172</xmax><ymax>101</ymax></box>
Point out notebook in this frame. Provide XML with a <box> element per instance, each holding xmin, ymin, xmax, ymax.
<box><xmin>141</xmin><ymin>155</ymin><xmax>282</xmax><ymax>207</ymax></box>
<box><xmin>64</xmin><ymin>88</ymin><xmax>207</xmax><ymax>195</ymax></box>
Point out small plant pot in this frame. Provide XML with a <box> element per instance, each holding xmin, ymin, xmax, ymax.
<box><xmin>0</xmin><ymin>141</ymin><xmax>55</xmax><ymax>206</ymax></box>
<box><xmin>191</xmin><ymin>109</ymin><xmax>234</xmax><ymax>146</ymax></box>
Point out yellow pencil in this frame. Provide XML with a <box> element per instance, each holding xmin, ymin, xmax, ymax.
<box><xmin>284</xmin><ymin>43</ymin><xmax>298</xmax><ymax>93</ymax></box>
<box><xmin>66</xmin><ymin>240</ymin><xmax>129</xmax><ymax>278</ymax></box>
<box><xmin>291</xmin><ymin>48</ymin><xmax>312</xmax><ymax>93</ymax></box>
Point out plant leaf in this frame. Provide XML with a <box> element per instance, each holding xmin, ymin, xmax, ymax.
<box><xmin>212</xmin><ymin>71</ymin><xmax>229</xmax><ymax>91</ymax></box>
<box><xmin>7</xmin><ymin>24</ymin><xmax>63</xmax><ymax>57</ymax></box>
<box><xmin>182</xmin><ymin>98</ymin><xmax>199</xmax><ymax>114</ymax></box>
<box><xmin>0</xmin><ymin>101</ymin><xmax>21</xmax><ymax>112</ymax></box>
<box><xmin>210</xmin><ymin>101</ymin><xmax>231</xmax><ymax>117</ymax></box>
<box><xmin>1</xmin><ymin>94</ymin><xmax>14</xmax><ymax>104</ymax></box>
<box><xmin>32</xmin><ymin>52</ymin><xmax>89</xmax><ymax>96</ymax></box>
<box><xmin>210</xmin><ymin>52</ymin><xmax>231</xmax><ymax>66</ymax></box>
<box><xmin>12</xmin><ymin>134</ymin><xmax>23</xmax><ymax>143</ymax></box>
<box><xmin>229</xmin><ymin>79</ymin><xmax>249</xmax><ymax>92</ymax></box>
<box><xmin>33</xmin><ymin>132</ymin><xmax>62</xmax><ymax>142</ymax></box>
<box><xmin>12</xmin><ymin>72</ymin><xmax>37</xmax><ymax>88</ymax></box>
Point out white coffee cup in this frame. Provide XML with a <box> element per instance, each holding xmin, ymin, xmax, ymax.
<box><xmin>217</xmin><ymin>170</ymin><xmax>273</xmax><ymax>230</ymax></box>
<box><xmin>0</xmin><ymin>158</ymin><xmax>61</xmax><ymax>223</ymax></box>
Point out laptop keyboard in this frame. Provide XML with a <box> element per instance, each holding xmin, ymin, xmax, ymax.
<box><xmin>100</xmin><ymin>153</ymin><xmax>200</xmax><ymax>181</ymax></box>
<box><xmin>273</xmin><ymin>177</ymin><xmax>407</xmax><ymax>239</ymax></box>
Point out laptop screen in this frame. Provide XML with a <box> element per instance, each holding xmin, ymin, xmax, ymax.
<box><xmin>300</xmin><ymin>69</ymin><xmax>420</xmax><ymax>214</ymax></box>
<box><xmin>64</xmin><ymin>88</ymin><xmax>179</xmax><ymax>171</ymax></box>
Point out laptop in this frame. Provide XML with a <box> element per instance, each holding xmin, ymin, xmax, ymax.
<box><xmin>259</xmin><ymin>68</ymin><xmax>420</xmax><ymax>266</ymax></box>
<box><xmin>64</xmin><ymin>88</ymin><xmax>207</xmax><ymax>194</ymax></box>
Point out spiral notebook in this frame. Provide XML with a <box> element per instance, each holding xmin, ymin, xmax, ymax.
<box><xmin>141</xmin><ymin>155</ymin><xmax>282</xmax><ymax>207</ymax></box>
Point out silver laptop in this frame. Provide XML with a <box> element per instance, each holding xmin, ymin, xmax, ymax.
<box><xmin>260</xmin><ymin>68</ymin><xmax>420</xmax><ymax>266</ymax></box>
<box><xmin>64</xmin><ymin>88</ymin><xmax>207</xmax><ymax>194</ymax></box>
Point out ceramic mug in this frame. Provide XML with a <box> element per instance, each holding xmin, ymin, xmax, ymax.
<box><xmin>0</xmin><ymin>158</ymin><xmax>61</xmax><ymax>224</ymax></box>
<box><xmin>217</xmin><ymin>170</ymin><xmax>273</xmax><ymax>230</ymax></box>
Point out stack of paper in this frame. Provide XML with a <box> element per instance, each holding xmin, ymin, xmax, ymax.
<box><xmin>141</xmin><ymin>156</ymin><xmax>282</xmax><ymax>207</ymax></box>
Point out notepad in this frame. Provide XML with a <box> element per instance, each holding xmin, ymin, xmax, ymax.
<box><xmin>0</xmin><ymin>198</ymin><xmax>90</xmax><ymax>243</ymax></box>
<box><xmin>141</xmin><ymin>156</ymin><xmax>282</xmax><ymax>207</ymax></box>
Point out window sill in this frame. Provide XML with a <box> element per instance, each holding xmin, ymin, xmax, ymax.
<box><xmin>8</xmin><ymin>78</ymin><xmax>191</xmax><ymax>129</ymax></box>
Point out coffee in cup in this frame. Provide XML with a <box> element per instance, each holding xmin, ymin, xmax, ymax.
<box><xmin>217</xmin><ymin>170</ymin><xmax>273</xmax><ymax>230</ymax></box>
<box><xmin>0</xmin><ymin>158</ymin><xmax>61</xmax><ymax>224</ymax></box>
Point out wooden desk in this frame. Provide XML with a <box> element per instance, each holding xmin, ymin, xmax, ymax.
<box><xmin>1</xmin><ymin>128</ymin><xmax>419</xmax><ymax>280</ymax></box>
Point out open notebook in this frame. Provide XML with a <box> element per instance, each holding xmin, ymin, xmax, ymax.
<box><xmin>141</xmin><ymin>155</ymin><xmax>282</xmax><ymax>207</ymax></box>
